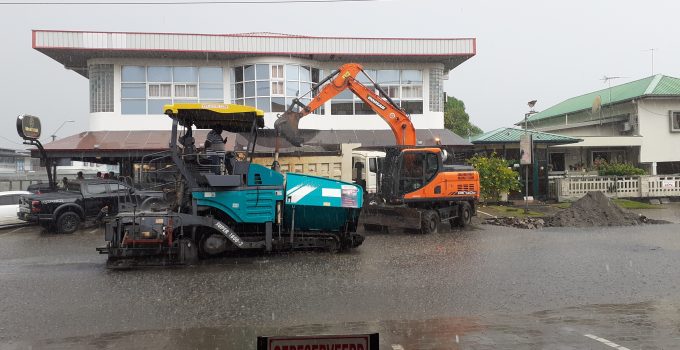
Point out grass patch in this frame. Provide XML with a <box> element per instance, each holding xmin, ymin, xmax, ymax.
<box><xmin>612</xmin><ymin>199</ymin><xmax>662</xmax><ymax>209</ymax></box>
<box><xmin>485</xmin><ymin>205</ymin><xmax>545</xmax><ymax>217</ymax></box>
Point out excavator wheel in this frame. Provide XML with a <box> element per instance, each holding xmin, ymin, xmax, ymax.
<box><xmin>452</xmin><ymin>202</ymin><xmax>473</xmax><ymax>228</ymax></box>
<box><xmin>420</xmin><ymin>210</ymin><xmax>439</xmax><ymax>234</ymax></box>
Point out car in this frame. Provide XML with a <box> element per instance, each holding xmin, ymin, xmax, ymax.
<box><xmin>0</xmin><ymin>190</ymin><xmax>31</xmax><ymax>226</ymax></box>
<box><xmin>18</xmin><ymin>179</ymin><xmax>166</xmax><ymax>234</ymax></box>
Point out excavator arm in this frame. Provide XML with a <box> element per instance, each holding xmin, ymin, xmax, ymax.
<box><xmin>275</xmin><ymin>63</ymin><xmax>417</xmax><ymax>146</ymax></box>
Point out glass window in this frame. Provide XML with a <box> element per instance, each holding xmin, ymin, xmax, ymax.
<box><xmin>402</xmin><ymin>101</ymin><xmax>423</xmax><ymax>114</ymax></box>
<box><xmin>121</xmin><ymin>66</ymin><xmax>145</xmax><ymax>82</ymax></box>
<box><xmin>200</xmin><ymin>84</ymin><xmax>223</xmax><ymax>100</ymax></box>
<box><xmin>89</xmin><ymin>64</ymin><xmax>114</xmax><ymax>113</ymax></box>
<box><xmin>401</xmin><ymin>70</ymin><xmax>422</xmax><ymax>84</ymax></box>
<box><xmin>233</xmin><ymin>66</ymin><xmax>244</xmax><ymax>83</ymax></box>
<box><xmin>358</xmin><ymin>69</ymin><xmax>377</xmax><ymax>84</ymax></box>
<box><xmin>149</xmin><ymin>84</ymin><xmax>172</xmax><ymax>97</ymax></box>
<box><xmin>286</xmin><ymin>65</ymin><xmax>299</xmax><ymax>80</ymax></box>
<box><xmin>300</xmin><ymin>66</ymin><xmax>311</xmax><ymax>82</ymax></box>
<box><xmin>256</xmin><ymin>81</ymin><xmax>270</xmax><ymax>96</ymax></box>
<box><xmin>245</xmin><ymin>98</ymin><xmax>256</xmax><ymax>107</ymax></box>
<box><xmin>147</xmin><ymin>66</ymin><xmax>172</xmax><ymax>82</ymax></box>
<box><xmin>402</xmin><ymin>85</ymin><xmax>423</xmax><ymax>99</ymax></box>
<box><xmin>244</xmin><ymin>82</ymin><xmax>256</xmax><ymax>97</ymax></box>
<box><xmin>286</xmin><ymin>81</ymin><xmax>299</xmax><ymax>96</ymax></box>
<box><xmin>271</xmin><ymin>81</ymin><xmax>284</xmax><ymax>95</ymax></box>
<box><xmin>175</xmin><ymin>84</ymin><xmax>198</xmax><ymax>98</ymax></box>
<box><xmin>148</xmin><ymin>99</ymin><xmax>172</xmax><ymax>114</ymax></box>
<box><xmin>271</xmin><ymin>65</ymin><xmax>284</xmax><ymax>79</ymax></box>
<box><xmin>234</xmin><ymin>83</ymin><xmax>244</xmax><ymax>99</ymax></box>
<box><xmin>272</xmin><ymin>97</ymin><xmax>285</xmax><ymax>112</ymax></box>
<box><xmin>299</xmin><ymin>82</ymin><xmax>312</xmax><ymax>95</ymax></box>
<box><xmin>331</xmin><ymin>102</ymin><xmax>354</xmax><ymax>115</ymax></box>
<box><xmin>87</xmin><ymin>183</ymin><xmax>109</xmax><ymax>194</ymax></box>
<box><xmin>671</xmin><ymin>111</ymin><xmax>680</xmax><ymax>132</ymax></box>
<box><xmin>377</xmin><ymin>70</ymin><xmax>400</xmax><ymax>84</ymax></box>
<box><xmin>173</xmin><ymin>67</ymin><xmax>198</xmax><ymax>82</ymax></box>
<box><xmin>355</xmin><ymin>101</ymin><xmax>374</xmax><ymax>115</ymax></box>
<box><xmin>257</xmin><ymin>97</ymin><xmax>271</xmax><ymax>112</ymax></box>
<box><xmin>244</xmin><ymin>65</ymin><xmax>255</xmax><ymax>81</ymax></box>
<box><xmin>256</xmin><ymin>64</ymin><xmax>269</xmax><ymax>80</ymax></box>
<box><xmin>122</xmin><ymin>99</ymin><xmax>146</xmax><ymax>114</ymax></box>
<box><xmin>121</xmin><ymin>83</ymin><xmax>146</xmax><ymax>98</ymax></box>
<box><xmin>199</xmin><ymin>67</ymin><xmax>223</xmax><ymax>83</ymax></box>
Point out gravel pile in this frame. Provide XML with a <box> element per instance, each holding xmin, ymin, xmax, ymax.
<box><xmin>485</xmin><ymin>217</ymin><xmax>545</xmax><ymax>229</ymax></box>
<box><xmin>547</xmin><ymin>191</ymin><xmax>643</xmax><ymax>227</ymax></box>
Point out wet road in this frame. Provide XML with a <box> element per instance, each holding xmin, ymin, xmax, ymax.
<box><xmin>1</xmin><ymin>223</ymin><xmax>680</xmax><ymax>349</ymax></box>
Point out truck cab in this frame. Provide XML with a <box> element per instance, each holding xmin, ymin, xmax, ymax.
<box><xmin>351</xmin><ymin>150</ymin><xmax>384</xmax><ymax>193</ymax></box>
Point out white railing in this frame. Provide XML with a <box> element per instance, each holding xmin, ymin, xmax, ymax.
<box><xmin>556</xmin><ymin>175</ymin><xmax>680</xmax><ymax>201</ymax></box>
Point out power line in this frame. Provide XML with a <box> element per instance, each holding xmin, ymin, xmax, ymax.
<box><xmin>0</xmin><ymin>0</ymin><xmax>382</xmax><ymax>5</ymax></box>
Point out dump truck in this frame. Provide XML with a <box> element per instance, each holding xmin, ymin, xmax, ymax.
<box><xmin>275</xmin><ymin>63</ymin><xmax>480</xmax><ymax>234</ymax></box>
<box><xmin>97</xmin><ymin>103</ymin><xmax>364</xmax><ymax>268</ymax></box>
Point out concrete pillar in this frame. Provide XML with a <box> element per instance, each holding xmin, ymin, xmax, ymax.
<box><xmin>651</xmin><ymin>162</ymin><xmax>657</xmax><ymax>175</ymax></box>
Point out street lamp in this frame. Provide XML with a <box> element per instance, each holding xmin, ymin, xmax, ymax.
<box><xmin>523</xmin><ymin>100</ymin><xmax>538</xmax><ymax>213</ymax></box>
<box><xmin>50</xmin><ymin>120</ymin><xmax>75</xmax><ymax>142</ymax></box>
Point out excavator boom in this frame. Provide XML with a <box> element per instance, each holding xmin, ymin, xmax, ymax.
<box><xmin>274</xmin><ymin>63</ymin><xmax>416</xmax><ymax>146</ymax></box>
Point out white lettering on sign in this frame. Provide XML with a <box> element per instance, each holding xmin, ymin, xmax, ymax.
<box><xmin>322</xmin><ymin>188</ymin><xmax>341</xmax><ymax>198</ymax></box>
<box><xmin>214</xmin><ymin>221</ymin><xmax>244</xmax><ymax>247</ymax></box>
<box><xmin>268</xmin><ymin>336</ymin><xmax>369</xmax><ymax>350</ymax></box>
<box><xmin>201</xmin><ymin>103</ymin><xmax>228</xmax><ymax>109</ymax></box>
<box><xmin>204</xmin><ymin>192</ymin><xmax>216</xmax><ymax>198</ymax></box>
<box><xmin>662</xmin><ymin>180</ymin><xmax>675</xmax><ymax>188</ymax></box>
<box><xmin>366</xmin><ymin>96</ymin><xmax>387</xmax><ymax>111</ymax></box>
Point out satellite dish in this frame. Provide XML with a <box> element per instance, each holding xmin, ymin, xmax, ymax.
<box><xmin>592</xmin><ymin>95</ymin><xmax>602</xmax><ymax>114</ymax></box>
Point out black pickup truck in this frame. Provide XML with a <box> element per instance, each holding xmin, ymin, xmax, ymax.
<box><xmin>18</xmin><ymin>179</ymin><xmax>166</xmax><ymax>233</ymax></box>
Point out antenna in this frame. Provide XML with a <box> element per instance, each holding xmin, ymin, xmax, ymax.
<box><xmin>641</xmin><ymin>48</ymin><xmax>657</xmax><ymax>75</ymax></box>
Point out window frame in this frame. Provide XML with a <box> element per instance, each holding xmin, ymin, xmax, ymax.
<box><xmin>670</xmin><ymin>110</ymin><xmax>680</xmax><ymax>132</ymax></box>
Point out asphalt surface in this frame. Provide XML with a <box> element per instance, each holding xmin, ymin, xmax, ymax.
<box><xmin>1</xmin><ymin>221</ymin><xmax>680</xmax><ymax>349</ymax></box>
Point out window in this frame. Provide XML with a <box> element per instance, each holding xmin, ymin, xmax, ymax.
<box><xmin>87</xmin><ymin>184</ymin><xmax>109</xmax><ymax>195</ymax></box>
<box><xmin>121</xmin><ymin>66</ymin><xmax>224</xmax><ymax>115</ymax></box>
<box><xmin>330</xmin><ymin>69</ymin><xmax>424</xmax><ymax>115</ymax></box>
<box><xmin>671</xmin><ymin>111</ymin><xmax>680</xmax><ymax>132</ymax></box>
<box><xmin>231</xmin><ymin>63</ymin><xmax>322</xmax><ymax>113</ymax></box>
<box><xmin>429</xmin><ymin>68</ymin><xmax>444</xmax><ymax>112</ymax></box>
<box><xmin>89</xmin><ymin>64</ymin><xmax>114</xmax><ymax>113</ymax></box>
<box><xmin>0</xmin><ymin>195</ymin><xmax>20</xmax><ymax>206</ymax></box>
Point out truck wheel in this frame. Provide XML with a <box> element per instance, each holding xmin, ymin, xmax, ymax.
<box><xmin>420</xmin><ymin>210</ymin><xmax>439</xmax><ymax>234</ymax></box>
<box><xmin>453</xmin><ymin>202</ymin><xmax>472</xmax><ymax>228</ymax></box>
<box><xmin>57</xmin><ymin>212</ymin><xmax>80</xmax><ymax>234</ymax></box>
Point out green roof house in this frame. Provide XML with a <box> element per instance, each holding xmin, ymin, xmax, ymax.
<box><xmin>516</xmin><ymin>74</ymin><xmax>680</xmax><ymax>175</ymax></box>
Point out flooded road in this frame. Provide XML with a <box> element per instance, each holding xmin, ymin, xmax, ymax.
<box><xmin>1</xmin><ymin>223</ymin><xmax>680</xmax><ymax>349</ymax></box>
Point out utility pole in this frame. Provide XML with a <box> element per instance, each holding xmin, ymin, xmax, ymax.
<box><xmin>523</xmin><ymin>100</ymin><xmax>537</xmax><ymax>213</ymax></box>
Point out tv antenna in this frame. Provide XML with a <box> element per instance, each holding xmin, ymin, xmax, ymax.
<box><xmin>641</xmin><ymin>48</ymin><xmax>657</xmax><ymax>75</ymax></box>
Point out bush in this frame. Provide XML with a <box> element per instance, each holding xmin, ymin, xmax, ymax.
<box><xmin>467</xmin><ymin>153</ymin><xmax>521</xmax><ymax>202</ymax></box>
<box><xmin>596</xmin><ymin>160</ymin><xmax>646</xmax><ymax>176</ymax></box>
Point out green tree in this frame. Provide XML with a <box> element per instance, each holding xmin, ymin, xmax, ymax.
<box><xmin>468</xmin><ymin>153</ymin><xmax>521</xmax><ymax>202</ymax></box>
<box><xmin>444</xmin><ymin>96</ymin><xmax>483</xmax><ymax>138</ymax></box>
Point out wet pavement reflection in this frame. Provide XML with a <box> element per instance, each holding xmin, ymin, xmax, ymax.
<box><xmin>2</xmin><ymin>223</ymin><xmax>680</xmax><ymax>349</ymax></box>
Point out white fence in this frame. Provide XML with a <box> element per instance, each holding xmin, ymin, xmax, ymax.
<box><xmin>556</xmin><ymin>175</ymin><xmax>680</xmax><ymax>201</ymax></box>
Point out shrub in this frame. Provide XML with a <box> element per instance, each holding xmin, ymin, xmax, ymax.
<box><xmin>467</xmin><ymin>153</ymin><xmax>521</xmax><ymax>202</ymax></box>
<box><xmin>596</xmin><ymin>160</ymin><xmax>646</xmax><ymax>176</ymax></box>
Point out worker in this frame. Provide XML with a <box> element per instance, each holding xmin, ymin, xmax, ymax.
<box><xmin>61</xmin><ymin>177</ymin><xmax>68</xmax><ymax>189</ymax></box>
<box><xmin>205</xmin><ymin>125</ymin><xmax>226</xmax><ymax>175</ymax></box>
<box><xmin>76</xmin><ymin>171</ymin><xmax>84</xmax><ymax>181</ymax></box>
<box><xmin>108</xmin><ymin>171</ymin><xmax>115</xmax><ymax>179</ymax></box>
<box><xmin>96</xmin><ymin>171</ymin><xmax>102</xmax><ymax>178</ymax></box>
<box><xmin>103</xmin><ymin>173</ymin><xmax>110</xmax><ymax>179</ymax></box>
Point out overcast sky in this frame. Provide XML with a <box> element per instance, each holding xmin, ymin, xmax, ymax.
<box><xmin>1</xmin><ymin>0</ymin><xmax>679</xmax><ymax>149</ymax></box>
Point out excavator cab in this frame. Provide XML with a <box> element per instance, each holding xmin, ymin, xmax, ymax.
<box><xmin>376</xmin><ymin>147</ymin><xmax>445</xmax><ymax>204</ymax></box>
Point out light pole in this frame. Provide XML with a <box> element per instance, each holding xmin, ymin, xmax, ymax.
<box><xmin>523</xmin><ymin>100</ymin><xmax>537</xmax><ymax>213</ymax></box>
<box><xmin>50</xmin><ymin>120</ymin><xmax>75</xmax><ymax>142</ymax></box>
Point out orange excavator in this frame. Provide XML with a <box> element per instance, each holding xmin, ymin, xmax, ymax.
<box><xmin>275</xmin><ymin>63</ymin><xmax>480</xmax><ymax>233</ymax></box>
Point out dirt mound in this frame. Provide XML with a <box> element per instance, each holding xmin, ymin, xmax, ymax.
<box><xmin>547</xmin><ymin>191</ymin><xmax>642</xmax><ymax>227</ymax></box>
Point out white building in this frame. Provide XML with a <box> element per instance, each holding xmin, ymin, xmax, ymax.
<box><xmin>521</xmin><ymin>74</ymin><xmax>680</xmax><ymax>175</ymax></box>
<box><xmin>33</xmin><ymin>30</ymin><xmax>475</xmax><ymax>132</ymax></box>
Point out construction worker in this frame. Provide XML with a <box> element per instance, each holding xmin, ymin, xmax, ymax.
<box><xmin>205</xmin><ymin>125</ymin><xmax>226</xmax><ymax>175</ymax></box>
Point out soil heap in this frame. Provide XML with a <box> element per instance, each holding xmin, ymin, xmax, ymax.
<box><xmin>547</xmin><ymin>191</ymin><xmax>642</xmax><ymax>227</ymax></box>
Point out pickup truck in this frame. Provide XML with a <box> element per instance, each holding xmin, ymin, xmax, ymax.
<box><xmin>18</xmin><ymin>179</ymin><xmax>166</xmax><ymax>233</ymax></box>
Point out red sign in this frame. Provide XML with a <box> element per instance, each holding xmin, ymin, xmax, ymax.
<box><xmin>258</xmin><ymin>334</ymin><xmax>378</xmax><ymax>350</ymax></box>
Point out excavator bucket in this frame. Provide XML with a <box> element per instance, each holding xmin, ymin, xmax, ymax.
<box><xmin>274</xmin><ymin>111</ymin><xmax>305</xmax><ymax>147</ymax></box>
